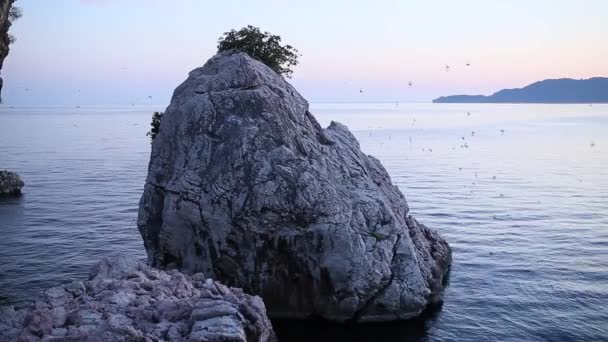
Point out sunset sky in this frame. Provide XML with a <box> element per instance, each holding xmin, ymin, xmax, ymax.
<box><xmin>3</xmin><ymin>0</ymin><xmax>607</xmax><ymax>106</ymax></box>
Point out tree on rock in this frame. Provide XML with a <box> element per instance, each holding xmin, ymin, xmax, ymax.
<box><xmin>217</xmin><ymin>25</ymin><xmax>300</xmax><ymax>78</ymax></box>
<box><xmin>147</xmin><ymin>111</ymin><xmax>163</xmax><ymax>141</ymax></box>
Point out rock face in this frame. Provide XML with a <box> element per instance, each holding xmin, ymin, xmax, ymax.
<box><xmin>138</xmin><ymin>51</ymin><xmax>452</xmax><ymax>322</ymax></box>
<box><xmin>0</xmin><ymin>257</ymin><xmax>276</xmax><ymax>341</ymax></box>
<box><xmin>0</xmin><ymin>170</ymin><xmax>24</xmax><ymax>196</ymax></box>
<box><xmin>0</xmin><ymin>0</ymin><xmax>15</xmax><ymax>102</ymax></box>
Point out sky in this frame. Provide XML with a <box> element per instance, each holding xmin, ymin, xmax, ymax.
<box><xmin>2</xmin><ymin>0</ymin><xmax>607</xmax><ymax>106</ymax></box>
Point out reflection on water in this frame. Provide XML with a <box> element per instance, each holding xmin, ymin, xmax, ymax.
<box><xmin>273</xmin><ymin>301</ymin><xmax>446</xmax><ymax>342</ymax></box>
<box><xmin>1</xmin><ymin>103</ymin><xmax>607</xmax><ymax>341</ymax></box>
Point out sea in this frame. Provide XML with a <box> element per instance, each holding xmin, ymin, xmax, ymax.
<box><xmin>1</xmin><ymin>103</ymin><xmax>607</xmax><ymax>341</ymax></box>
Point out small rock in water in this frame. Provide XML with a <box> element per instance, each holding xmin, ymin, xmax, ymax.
<box><xmin>0</xmin><ymin>170</ymin><xmax>24</xmax><ymax>196</ymax></box>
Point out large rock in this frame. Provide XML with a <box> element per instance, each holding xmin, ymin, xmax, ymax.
<box><xmin>0</xmin><ymin>257</ymin><xmax>276</xmax><ymax>341</ymax></box>
<box><xmin>138</xmin><ymin>51</ymin><xmax>451</xmax><ymax>322</ymax></box>
<box><xmin>0</xmin><ymin>170</ymin><xmax>24</xmax><ymax>196</ymax></box>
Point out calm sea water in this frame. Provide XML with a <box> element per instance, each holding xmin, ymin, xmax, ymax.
<box><xmin>1</xmin><ymin>103</ymin><xmax>607</xmax><ymax>341</ymax></box>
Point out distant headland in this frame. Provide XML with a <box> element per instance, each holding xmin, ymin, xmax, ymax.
<box><xmin>433</xmin><ymin>77</ymin><xmax>608</xmax><ymax>103</ymax></box>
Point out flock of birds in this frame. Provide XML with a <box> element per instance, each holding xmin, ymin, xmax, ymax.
<box><xmin>358</xmin><ymin>61</ymin><xmax>471</xmax><ymax>94</ymax></box>
<box><xmin>364</xmin><ymin>112</ymin><xmax>513</xmax><ymax>202</ymax></box>
<box><xmin>17</xmin><ymin>62</ymin><xmax>599</xmax><ymax>156</ymax></box>
<box><xmin>15</xmin><ymin>62</ymin><xmax>602</xmax><ymax>219</ymax></box>
<box><xmin>357</xmin><ymin>61</ymin><xmax>597</xmax><ymax>158</ymax></box>
<box><xmin>363</xmin><ymin>99</ymin><xmax>599</xmax><ymax>205</ymax></box>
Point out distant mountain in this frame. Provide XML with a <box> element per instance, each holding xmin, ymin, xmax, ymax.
<box><xmin>433</xmin><ymin>77</ymin><xmax>608</xmax><ymax>103</ymax></box>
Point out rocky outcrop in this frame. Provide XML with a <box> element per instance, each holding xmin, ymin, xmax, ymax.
<box><xmin>0</xmin><ymin>170</ymin><xmax>24</xmax><ymax>196</ymax></box>
<box><xmin>0</xmin><ymin>257</ymin><xmax>276</xmax><ymax>341</ymax></box>
<box><xmin>138</xmin><ymin>51</ymin><xmax>451</xmax><ymax>322</ymax></box>
<box><xmin>0</xmin><ymin>0</ymin><xmax>16</xmax><ymax>102</ymax></box>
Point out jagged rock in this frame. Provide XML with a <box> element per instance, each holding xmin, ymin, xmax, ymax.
<box><xmin>0</xmin><ymin>0</ymin><xmax>16</xmax><ymax>102</ymax></box>
<box><xmin>0</xmin><ymin>257</ymin><xmax>276</xmax><ymax>341</ymax></box>
<box><xmin>0</xmin><ymin>170</ymin><xmax>24</xmax><ymax>196</ymax></box>
<box><xmin>137</xmin><ymin>51</ymin><xmax>452</xmax><ymax>322</ymax></box>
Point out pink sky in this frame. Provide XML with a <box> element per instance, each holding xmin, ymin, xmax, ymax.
<box><xmin>2</xmin><ymin>0</ymin><xmax>607</xmax><ymax>105</ymax></box>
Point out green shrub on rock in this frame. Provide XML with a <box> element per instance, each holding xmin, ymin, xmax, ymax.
<box><xmin>217</xmin><ymin>25</ymin><xmax>300</xmax><ymax>78</ymax></box>
<box><xmin>147</xmin><ymin>111</ymin><xmax>163</xmax><ymax>141</ymax></box>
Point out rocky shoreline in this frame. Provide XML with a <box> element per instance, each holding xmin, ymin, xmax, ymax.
<box><xmin>0</xmin><ymin>257</ymin><xmax>276</xmax><ymax>341</ymax></box>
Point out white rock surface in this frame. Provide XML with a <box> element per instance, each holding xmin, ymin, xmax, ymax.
<box><xmin>138</xmin><ymin>51</ymin><xmax>452</xmax><ymax>322</ymax></box>
<box><xmin>0</xmin><ymin>257</ymin><xmax>276</xmax><ymax>341</ymax></box>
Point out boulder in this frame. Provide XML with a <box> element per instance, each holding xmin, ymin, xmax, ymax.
<box><xmin>0</xmin><ymin>170</ymin><xmax>24</xmax><ymax>196</ymax></box>
<box><xmin>0</xmin><ymin>257</ymin><xmax>276</xmax><ymax>341</ymax></box>
<box><xmin>137</xmin><ymin>51</ymin><xmax>451</xmax><ymax>322</ymax></box>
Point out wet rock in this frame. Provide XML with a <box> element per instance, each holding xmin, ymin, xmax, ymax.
<box><xmin>0</xmin><ymin>170</ymin><xmax>24</xmax><ymax>196</ymax></box>
<box><xmin>0</xmin><ymin>256</ymin><xmax>276</xmax><ymax>341</ymax></box>
<box><xmin>137</xmin><ymin>51</ymin><xmax>452</xmax><ymax>322</ymax></box>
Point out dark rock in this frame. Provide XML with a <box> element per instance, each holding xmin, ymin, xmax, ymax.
<box><xmin>0</xmin><ymin>0</ymin><xmax>16</xmax><ymax>102</ymax></box>
<box><xmin>0</xmin><ymin>257</ymin><xmax>276</xmax><ymax>341</ymax></box>
<box><xmin>138</xmin><ymin>51</ymin><xmax>452</xmax><ymax>322</ymax></box>
<box><xmin>0</xmin><ymin>170</ymin><xmax>24</xmax><ymax>196</ymax></box>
